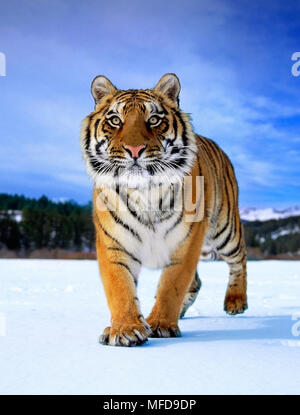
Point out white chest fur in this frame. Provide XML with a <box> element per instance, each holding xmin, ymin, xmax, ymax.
<box><xmin>138</xmin><ymin>213</ymin><xmax>186</xmax><ymax>268</ymax></box>
<box><xmin>99</xmin><ymin>184</ymin><xmax>187</xmax><ymax>269</ymax></box>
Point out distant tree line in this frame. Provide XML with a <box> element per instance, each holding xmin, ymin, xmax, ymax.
<box><xmin>0</xmin><ymin>193</ymin><xmax>299</xmax><ymax>257</ymax></box>
<box><xmin>243</xmin><ymin>215</ymin><xmax>300</xmax><ymax>256</ymax></box>
<box><xmin>0</xmin><ymin>194</ymin><xmax>94</xmax><ymax>252</ymax></box>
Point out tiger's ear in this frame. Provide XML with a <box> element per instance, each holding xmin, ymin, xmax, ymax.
<box><xmin>154</xmin><ymin>73</ymin><xmax>181</xmax><ymax>105</ymax></box>
<box><xmin>91</xmin><ymin>75</ymin><xmax>117</xmax><ymax>105</ymax></box>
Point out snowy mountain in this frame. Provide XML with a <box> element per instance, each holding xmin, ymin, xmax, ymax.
<box><xmin>240</xmin><ymin>207</ymin><xmax>300</xmax><ymax>222</ymax></box>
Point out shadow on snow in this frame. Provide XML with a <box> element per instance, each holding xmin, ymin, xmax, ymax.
<box><xmin>145</xmin><ymin>315</ymin><xmax>295</xmax><ymax>347</ymax></box>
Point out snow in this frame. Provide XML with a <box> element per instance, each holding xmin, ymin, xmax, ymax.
<box><xmin>0</xmin><ymin>210</ymin><xmax>22</xmax><ymax>222</ymax></box>
<box><xmin>0</xmin><ymin>259</ymin><xmax>300</xmax><ymax>395</ymax></box>
<box><xmin>3</xmin><ymin>207</ymin><xmax>300</xmax><ymax>224</ymax></box>
<box><xmin>240</xmin><ymin>207</ymin><xmax>300</xmax><ymax>222</ymax></box>
<box><xmin>271</xmin><ymin>226</ymin><xmax>300</xmax><ymax>240</ymax></box>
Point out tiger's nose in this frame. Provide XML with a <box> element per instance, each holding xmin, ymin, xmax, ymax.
<box><xmin>124</xmin><ymin>144</ymin><xmax>146</xmax><ymax>159</ymax></box>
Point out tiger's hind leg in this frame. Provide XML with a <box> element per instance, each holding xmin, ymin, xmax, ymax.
<box><xmin>218</xmin><ymin>218</ymin><xmax>248</xmax><ymax>315</ymax></box>
<box><xmin>179</xmin><ymin>271</ymin><xmax>202</xmax><ymax>318</ymax></box>
<box><xmin>223</xmin><ymin>255</ymin><xmax>247</xmax><ymax>314</ymax></box>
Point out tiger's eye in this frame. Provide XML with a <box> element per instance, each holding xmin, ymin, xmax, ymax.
<box><xmin>149</xmin><ymin>116</ymin><xmax>160</xmax><ymax>125</ymax></box>
<box><xmin>110</xmin><ymin>116</ymin><xmax>121</xmax><ymax>126</ymax></box>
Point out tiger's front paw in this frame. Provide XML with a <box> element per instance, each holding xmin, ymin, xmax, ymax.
<box><xmin>146</xmin><ymin>318</ymin><xmax>181</xmax><ymax>338</ymax></box>
<box><xmin>99</xmin><ymin>321</ymin><xmax>151</xmax><ymax>347</ymax></box>
<box><xmin>224</xmin><ymin>291</ymin><xmax>248</xmax><ymax>315</ymax></box>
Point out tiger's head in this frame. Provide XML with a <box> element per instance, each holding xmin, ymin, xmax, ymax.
<box><xmin>81</xmin><ymin>73</ymin><xmax>197</xmax><ymax>188</ymax></box>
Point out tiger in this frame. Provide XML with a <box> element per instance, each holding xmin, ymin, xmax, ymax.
<box><xmin>80</xmin><ymin>73</ymin><xmax>248</xmax><ymax>347</ymax></box>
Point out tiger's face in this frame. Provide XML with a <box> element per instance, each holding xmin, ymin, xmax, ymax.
<box><xmin>81</xmin><ymin>73</ymin><xmax>197</xmax><ymax>188</ymax></box>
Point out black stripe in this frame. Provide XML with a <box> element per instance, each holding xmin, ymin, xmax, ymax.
<box><xmin>223</xmin><ymin>158</ymin><xmax>236</xmax><ymax>240</ymax></box>
<box><xmin>170</xmin><ymin>147</ymin><xmax>180</xmax><ymax>155</ymax></box>
<box><xmin>199</xmin><ymin>137</ymin><xmax>217</xmax><ymax>170</ymax></box>
<box><xmin>173</xmin><ymin>116</ymin><xmax>178</xmax><ymax>139</ymax></box>
<box><xmin>221</xmin><ymin>231</ymin><xmax>243</xmax><ymax>258</ymax></box>
<box><xmin>228</xmin><ymin>253</ymin><xmax>246</xmax><ymax>265</ymax></box>
<box><xmin>198</xmin><ymin>138</ymin><xmax>220</xmax><ymax>218</ymax></box>
<box><xmin>203</xmin><ymin>138</ymin><xmax>221</xmax><ymax>173</ymax></box>
<box><xmin>224</xmin><ymin>244</ymin><xmax>241</xmax><ymax>259</ymax></box>
<box><xmin>94</xmin><ymin>119</ymin><xmax>101</xmax><ymax>139</ymax></box>
<box><xmin>114</xmin><ymin>166</ymin><xmax>121</xmax><ymax>177</ymax></box>
<box><xmin>85</xmin><ymin>109</ymin><xmax>108</xmax><ymax>153</ymax></box>
<box><xmin>114</xmin><ymin>91</ymin><xmax>133</xmax><ymax>100</ymax></box>
<box><xmin>84</xmin><ymin>115</ymin><xmax>92</xmax><ymax>151</ymax></box>
<box><xmin>172</xmin><ymin>152</ymin><xmax>188</xmax><ymax>168</ymax></box>
<box><xmin>159</xmin><ymin>103</ymin><xmax>169</xmax><ymax>115</ymax></box>
<box><xmin>107</xmin><ymin>247</ymin><xmax>141</xmax><ymax>265</ymax></box>
<box><xmin>164</xmin><ymin>209</ymin><xmax>184</xmax><ymax>238</ymax></box>
<box><xmin>214</xmin><ymin>179</ymin><xmax>231</xmax><ymax>241</ymax></box>
<box><xmin>95</xmin><ymin>139</ymin><xmax>106</xmax><ymax>154</ymax></box>
<box><xmin>169</xmin><ymin>185</ymin><xmax>176</xmax><ymax>210</ymax></box>
<box><xmin>175</xmin><ymin>110</ymin><xmax>188</xmax><ymax>146</ymax></box>
<box><xmin>94</xmin><ymin>213</ymin><xmax>123</xmax><ymax>247</ymax></box>
<box><xmin>224</xmin><ymin>157</ymin><xmax>236</xmax><ymax>200</ymax></box>
<box><xmin>116</xmin><ymin>90</ymin><xmax>152</xmax><ymax>101</ymax></box>
<box><xmin>108</xmin><ymin>209</ymin><xmax>142</xmax><ymax>242</ymax></box>
<box><xmin>106</xmin><ymin>110</ymin><xmax>117</xmax><ymax>116</ymax></box>
<box><xmin>214</xmin><ymin>220</ymin><xmax>229</xmax><ymax>239</ymax></box>
<box><xmin>197</xmin><ymin>155</ymin><xmax>202</xmax><ymax>178</ymax></box>
<box><xmin>116</xmin><ymin>188</ymin><xmax>154</xmax><ymax>230</ymax></box>
<box><xmin>159</xmin><ymin>184</ymin><xmax>163</xmax><ymax>211</ymax></box>
<box><xmin>160</xmin><ymin>119</ymin><xmax>170</xmax><ymax>134</ymax></box>
<box><xmin>215</xmin><ymin>146</ymin><xmax>237</xmax><ymax>240</ymax></box>
<box><xmin>111</xmin><ymin>261</ymin><xmax>137</xmax><ymax>283</ymax></box>
<box><xmin>90</xmin><ymin>158</ymin><xmax>103</xmax><ymax>171</ymax></box>
<box><xmin>216</xmin><ymin>220</ymin><xmax>232</xmax><ymax>250</ymax></box>
<box><xmin>207</xmin><ymin>139</ymin><xmax>233</xmax><ymax>243</ymax></box>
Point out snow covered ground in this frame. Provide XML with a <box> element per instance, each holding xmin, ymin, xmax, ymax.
<box><xmin>0</xmin><ymin>259</ymin><xmax>300</xmax><ymax>395</ymax></box>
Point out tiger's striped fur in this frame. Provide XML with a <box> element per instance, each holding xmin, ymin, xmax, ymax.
<box><xmin>80</xmin><ymin>73</ymin><xmax>247</xmax><ymax>346</ymax></box>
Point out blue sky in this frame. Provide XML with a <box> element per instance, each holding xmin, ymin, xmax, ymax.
<box><xmin>0</xmin><ymin>0</ymin><xmax>299</xmax><ymax>207</ymax></box>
